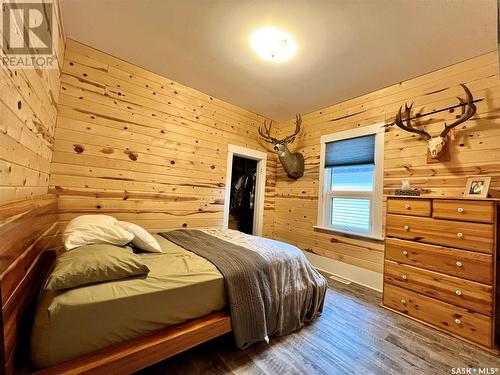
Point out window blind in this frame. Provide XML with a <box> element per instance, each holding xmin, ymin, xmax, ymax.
<box><xmin>325</xmin><ymin>134</ymin><xmax>375</xmax><ymax>168</ymax></box>
<box><xmin>330</xmin><ymin>198</ymin><xmax>371</xmax><ymax>231</ymax></box>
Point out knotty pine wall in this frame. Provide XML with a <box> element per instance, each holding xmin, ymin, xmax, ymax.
<box><xmin>0</xmin><ymin>1</ymin><xmax>65</xmax><ymax>204</ymax></box>
<box><xmin>50</xmin><ymin>39</ymin><xmax>277</xmax><ymax>237</ymax></box>
<box><xmin>275</xmin><ymin>51</ymin><xmax>500</xmax><ymax>274</ymax></box>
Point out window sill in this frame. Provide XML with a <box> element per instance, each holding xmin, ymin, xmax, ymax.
<box><xmin>313</xmin><ymin>225</ymin><xmax>384</xmax><ymax>242</ymax></box>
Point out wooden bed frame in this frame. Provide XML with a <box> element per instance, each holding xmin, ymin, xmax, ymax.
<box><xmin>0</xmin><ymin>196</ymin><xmax>231</xmax><ymax>375</ymax></box>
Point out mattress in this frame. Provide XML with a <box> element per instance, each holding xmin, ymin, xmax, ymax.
<box><xmin>30</xmin><ymin>235</ymin><xmax>226</xmax><ymax>368</ymax></box>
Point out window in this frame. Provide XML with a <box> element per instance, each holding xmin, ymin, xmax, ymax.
<box><xmin>316</xmin><ymin>124</ymin><xmax>384</xmax><ymax>240</ymax></box>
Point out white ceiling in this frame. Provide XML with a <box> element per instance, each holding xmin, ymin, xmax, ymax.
<box><xmin>61</xmin><ymin>0</ymin><xmax>497</xmax><ymax>121</ymax></box>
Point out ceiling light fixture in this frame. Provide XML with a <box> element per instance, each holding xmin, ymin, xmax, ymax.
<box><xmin>250</xmin><ymin>27</ymin><xmax>297</xmax><ymax>63</ymax></box>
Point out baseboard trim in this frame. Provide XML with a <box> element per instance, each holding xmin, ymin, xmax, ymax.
<box><xmin>327</xmin><ymin>274</ymin><xmax>352</xmax><ymax>285</ymax></box>
<box><xmin>317</xmin><ymin>266</ymin><xmax>382</xmax><ymax>292</ymax></box>
<box><xmin>305</xmin><ymin>252</ymin><xmax>383</xmax><ymax>292</ymax></box>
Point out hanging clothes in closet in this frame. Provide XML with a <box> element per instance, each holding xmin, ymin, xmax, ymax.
<box><xmin>229</xmin><ymin>156</ymin><xmax>257</xmax><ymax>234</ymax></box>
<box><xmin>230</xmin><ymin>172</ymin><xmax>256</xmax><ymax>212</ymax></box>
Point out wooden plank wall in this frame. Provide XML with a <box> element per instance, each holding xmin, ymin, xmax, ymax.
<box><xmin>275</xmin><ymin>51</ymin><xmax>500</xmax><ymax>273</ymax></box>
<box><xmin>0</xmin><ymin>0</ymin><xmax>65</xmax><ymax>204</ymax></box>
<box><xmin>50</xmin><ymin>39</ymin><xmax>277</xmax><ymax>237</ymax></box>
<box><xmin>0</xmin><ymin>195</ymin><xmax>59</xmax><ymax>374</ymax></box>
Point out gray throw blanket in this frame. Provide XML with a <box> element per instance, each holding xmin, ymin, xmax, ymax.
<box><xmin>160</xmin><ymin>229</ymin><xmax>327</xmax><ymax>348</ymax></box>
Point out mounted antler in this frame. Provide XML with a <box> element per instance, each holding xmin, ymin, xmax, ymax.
<box><xmin>258</xmin><ymin>120</ymin><xmax>279</xmax><ymax>144</ymax></box>
<box><xmin>440</xmin><ymin>84</ymin><xmax>476</xmax><ymax>138</ymax></box>
<box><xmin>258</xmin><ymin>114</ymin><xmax>305</xmax><ymax>179</ymax></box>
<box><xmin>282</xmin><ymin>114</ymin><xmax>302</xmax><ymax>144</ymax></box>
<box><xmin>394</xmin><ymin>103</ymin><xmax>431</xmax><ymax>140</ymax></box>
<box><xmin>392</xmin><ymin>84</ymin><xmax>477</xmax><ymax>159</ymax></box>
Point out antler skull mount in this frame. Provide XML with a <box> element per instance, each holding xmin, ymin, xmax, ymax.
<box><xmin>394</xmin><ymin>84</ymin><xmax>477</xmax><ymax>159</ymax></box>
<box><xmin>259</xmin><ymin>114</ymin><xmax>305</xmax><ymax>179</ymax></box>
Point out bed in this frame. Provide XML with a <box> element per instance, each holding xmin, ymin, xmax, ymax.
<box><xmin>1</xmin><ymin>199</ymin><xmax>326</xmax><ymax>375</ymax></box>
<box><xmin>30</xmin><ymin>235</ymin><xmax>227</xmax><ymax>368</ymax></box>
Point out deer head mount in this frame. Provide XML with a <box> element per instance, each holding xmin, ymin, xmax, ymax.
<box><xmin>259</xmin><ymin>114</ymin><xmax>305</xmax><ymax>179</ymax></box>
<box><xmin>394</xmin><ymin>84</ymin><xmax>477</xmax><ymax>159</ymax></box>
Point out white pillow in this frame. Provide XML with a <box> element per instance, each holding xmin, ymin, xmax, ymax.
<box><xmin>117</xmin><ymin>221</ymin><xmax>162</xmax><ymax>253</ymax></box>
<box><xmin>63</xmin><ymin>215</ymin><xmax>134</xmax><ymax>251</ymax></box>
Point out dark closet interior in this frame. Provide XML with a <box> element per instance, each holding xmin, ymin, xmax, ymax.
<box><xmin>229</xmin><ymin>156</ymin><xmax>257</xmax><ymax>234</ymax></box>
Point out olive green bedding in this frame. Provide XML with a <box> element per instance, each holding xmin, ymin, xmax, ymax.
<box><xmin>30</xmin><ymin>235</ymin><xmax>226</xmax><ymax>368</ymax></box>
<box><xmin>44</xmin><ymin>243</ymin><xmax>150</xmax><ymax>290</ymax></box>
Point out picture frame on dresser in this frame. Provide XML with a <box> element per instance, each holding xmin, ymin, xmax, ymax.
<box><xmin>464</xmin><ymin>176</ymin><xmax>491</xmax><ymax>198</ymax></box>
<box><xmin>383</xmin><ymin>196</ymin><xmax>499</xmax><ymax>353</ymax></box>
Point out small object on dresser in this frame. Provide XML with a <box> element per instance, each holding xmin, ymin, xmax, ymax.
<box><xmin>395</xmin><ymin>189</ymin><xmax>421</xmax><ymax>196</ymax></box>
<box><xmin>395</xmin><ymin>178</ymin><xmax>420</xmax><ymax>197</ymax></box>
<box><xmin>464</xmin><ymin>176</ymin><xmax>491</xmax><ymax>198</ymax></box>
<box><xmin>401</xmin><ymin>179</ymin><xmax>411</xmax><ymax>190</ymax></box>
<box><xmin>395</xmin><ymin>179</ymin><xmax>421</xmax><ymax>196</ymax></box>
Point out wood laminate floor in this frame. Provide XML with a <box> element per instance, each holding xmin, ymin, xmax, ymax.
<box><xmin>137</xmin><ymin>277</ymin><xmax>500</xmax><ymax>375</ymax></box>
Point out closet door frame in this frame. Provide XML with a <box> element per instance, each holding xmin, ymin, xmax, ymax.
<box><xmin>224</xmin><ymin>144</ymin><xmax>267</xmax><ymax>236</ymax></box>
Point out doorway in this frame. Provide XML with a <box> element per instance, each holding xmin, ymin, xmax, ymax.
<box><xmin>224</xmin><ymin>145</ymin><xmax>267</xmax><ymax>236</ymax></box>
<box><xmin>229</xmin><ymin>156</ymin><xmax>257</xmax><ymax>234</ymax></box>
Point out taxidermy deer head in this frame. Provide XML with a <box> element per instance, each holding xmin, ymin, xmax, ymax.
<box><xmin>259</xmin><ymin>114</ymin><xmax>305</xmax><ymax>179</ymax></box>
<box><xmin>394</xmin><ymin>84</ymin><xmax>477</xmax><ymax>159</ymax></box>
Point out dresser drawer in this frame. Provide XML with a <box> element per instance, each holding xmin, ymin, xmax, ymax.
<box><xmin>385</xmin><ymin>238</ymin><xmax>493</xmax><ymax>284</ymax></box>
<box><xmin>387</xmin><ymin>198</ymin><xmax>431</xmax><ymax>217</ymax></box>
<box><xmin>433</xmin><ymin>200</ymin><xmax>495</xmax><ymax>223</ymax></box>
<box><xmin>383</xmin><ymin>284</ymin><xmax>492</xmax><ymax>347</ymax></box>
<box><xmin>384</xmin><ymin>260</ymin><xmax>493</xmax><ymax>315</ymax></box>
<box><xmin>386</xmin><ymin>214</ymin><xmax>494</xmax><ymax>253</ymax></box>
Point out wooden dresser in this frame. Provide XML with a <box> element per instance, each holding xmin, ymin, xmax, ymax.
<box><xmin>382</xmin><ymin>196</ymin><xmax>499</xmax><ymax>351</ymax></box>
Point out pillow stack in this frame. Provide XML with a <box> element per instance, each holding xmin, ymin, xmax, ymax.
<box><xmin>51</xmin><ymin>215</ymin><xmax>164</xmax><ymax>290</ymax></box>
<box><xmin>63</xmin><ymin>215</ymin><xmax>162</xmax><ymax>253</ymax></box>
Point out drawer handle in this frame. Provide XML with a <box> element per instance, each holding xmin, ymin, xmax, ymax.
<box><xmin>457</xmin><ymin>207</ymin><xmax>464</xmax><ymax>213</ymax></box>
<box><xmin>404</xmin><ymin>225</ymin><xmax>410</xmax><ymax>231</ymax></box>
<box><xmin>455</xmin><ymin>319</ymin><xmax>461</xmax><ymax>325</ymax></box>
<box><xmin>401</xmin><ymin>275</ymin><xmax>407</xmax><ymax>280</ymax></box>
<box><xmin>457</xmin><ymin>232</ymin><xmax>463</xmax><ymax>238</ymax></box>
<box><xmin>401</xmin><ymin>299</ymin><xmax>406</xmax><ymax>305</ymax></box>
<box><xmin>402</xmin><ymin>250</ymin><xmax>408</xmax><ymax>256</ymax></box>
<box><xmin>456</xmin><ymin>261</ymin><xmax>463</xmax><ymax>267</ymax></box>
<box><xmin>405</xmin><ymin>204</ymin><xmax>411</xmax><ymax>210</ymax></box>
<box><xmin>455</xmin><ymin>290</ymin><xmax>462</xmax><ymax>296</ymax></box>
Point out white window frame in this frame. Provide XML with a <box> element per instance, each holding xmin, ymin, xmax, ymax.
<box><xmin>315</xmin><ymin>123</ymin><xmax>385</xmax><ymax>240</ymax></box>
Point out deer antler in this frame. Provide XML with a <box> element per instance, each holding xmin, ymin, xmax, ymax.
<box><xmin>282</xmin><ymin>114</ymin><xmax>302</xmax><ymax>144</ymax></box>
<box><xmin>394</xmin><ymin>103</ymin><xmax>432</xmax><ymax>140</ymax></box>
<box><xmin>258</xmin><ymin>120</ymin><xmax>279</xmax><ymax>144</ymax></box>
<box><xmin>440</xmin><ymin>83</ymin><xmax>477</xmax><ymax>138</ymax></box>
